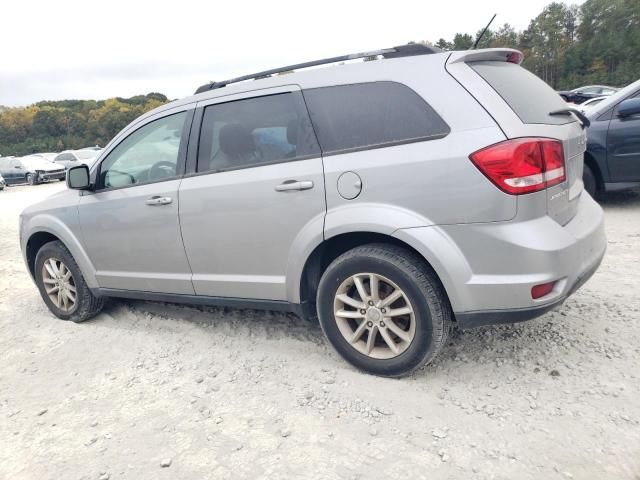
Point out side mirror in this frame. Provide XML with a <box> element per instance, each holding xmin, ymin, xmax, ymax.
<box><xmin>617</xmin><ymin>98</ymin><xmax>640</xmax><ymax>118</ymax></box>
<box><xmin>67</xmin><ymin>164</ymin><xmax>91</xmax><ymax>190</ymax></box>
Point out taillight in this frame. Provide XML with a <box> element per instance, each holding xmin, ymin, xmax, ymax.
<box><xmin>469</xmin><ymin>138</ymin><xmax>566</xmax><ymax>195</ymax></box>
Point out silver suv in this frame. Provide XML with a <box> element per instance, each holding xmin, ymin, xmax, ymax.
<box><xmin>20</xmin><ymin>45</ymin><xmax>606</xmax><ymax>377</ymax></box>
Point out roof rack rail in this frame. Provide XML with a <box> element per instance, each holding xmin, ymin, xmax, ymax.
<box><xmin>194</xmin><ymin>43</ymin><xmax>441</xmax><ymax>94</ymax></box>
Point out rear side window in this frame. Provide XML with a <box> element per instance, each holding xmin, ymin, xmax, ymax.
<box><xmin>303</xmin><ymin>81</ymin><xmax>450</xmax><ymax>155</ymax></box>
<box><xmin>469</xmin><ymin>61</ymin><xmax>574</xmax><ymax>125</ymax></box>
<box><xmin>197</xmin><ymin>92</ymin><xmax>320</xmax><ymax>173</ymax></box>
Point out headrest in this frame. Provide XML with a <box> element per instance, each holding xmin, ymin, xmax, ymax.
<box><xmin>286</xmin><ymin>119</ymin><xmax>298</xmax><ymax>145</ymax></box>
<box><xmin>219</xmin><ymin>123</ymin><xmax>255</xmax><ymax>157</ymax></box>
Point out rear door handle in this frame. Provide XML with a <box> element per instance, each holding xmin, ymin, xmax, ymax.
<box><xmin>145</xmin><ymin>196</ymin><xmax>173</xmax><ymax>206</ymax></box>
<box><xmin>275</xmin><ymin>180</ymin><xmax>314</xmax><ymax>192</ymax></box>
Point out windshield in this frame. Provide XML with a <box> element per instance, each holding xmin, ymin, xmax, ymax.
<box><xmin>469</xmin><ymin>61</ymin><xmax>574</xmax><ymax>125</ymax></box>
<box><xmin>76</xmin><ymin>150</ymin><xmax>99</xmax><ymax>160</ymax></box>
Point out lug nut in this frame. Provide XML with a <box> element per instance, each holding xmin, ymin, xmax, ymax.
<box><xmin>360</xmin><ymin>309</ymin><xmax>366</xmax><ymax>314</ymax></box>
<box><xmin>367</xmin><ymin>321</ymin><xmax>373</xmax><ymax>327</ymax></box>
<box><xmin>380</xmin><ymin>321</ymin><xmax>386</xmax><ymax>327</ymax></box>
<box><xmin>381</xmin><ymin>308</ymin><xmax>386</xmax><ymax>313</ymax></box>
<box><xmin>368</xmin><ymin>300</ymin><xmax>374</xmax><ymax>306</ymax></box>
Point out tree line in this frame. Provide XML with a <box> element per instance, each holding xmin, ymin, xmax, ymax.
<box><xmin>0</xmin><ymin>93</ymin><xmax>168</xmax><ymax>157</ymax></box>
<box><xmin>1</xmin><ymin>0</ymin><xmax>637</xmax><ymax>157</ymax></box>
<box><xmin>430</xmin><ymin>0</ymin><xmax>639</xmax><ymax>89</ymax></box>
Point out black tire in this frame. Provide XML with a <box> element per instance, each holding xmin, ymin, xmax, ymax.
<box><xmin>583</xmin><ymin>163</ymin><xmax>597</xmax><ymax>198</ymax></box>
<box><xmin>34</xmin><ymin>241</ymin><xmax>104</xmax><ymax>323</ymax></box>
<box><xmin>316</xmin><ymin>244</ymin><xmax>451</xmax><ymax>377</ymax></box>
<box><xmin>26</xmin><ymin>173</ymin><xmax>36</xmax><ymax>185</ymax></box>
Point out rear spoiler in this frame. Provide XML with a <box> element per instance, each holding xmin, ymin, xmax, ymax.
<box><xmin>447</xmin><ymin>48</ymin><xmax>523</xmax><ymax>65</ymax></box>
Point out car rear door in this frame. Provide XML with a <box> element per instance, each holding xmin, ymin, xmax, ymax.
<box><xmin>447</xmin><ymin>50</ymin><xmax>586</xmax><ymax>225</ymax></box>
<box><xmin>78</xmin><ymin>106</ymin><xmax>195</xmax><ymax>294</ymax></box>
<box><xmin>178</xmin><ymin>86</ymin><xmax>326</xmax><ymax>301</ymax></box>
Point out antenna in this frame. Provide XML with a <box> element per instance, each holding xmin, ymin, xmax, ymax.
<box><xmin>473</xmin><ymin>13</ymin><xmax>497</xmax><ymax>49</ymax></box>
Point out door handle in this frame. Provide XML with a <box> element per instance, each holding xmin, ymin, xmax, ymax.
<box><xmin>275</xmin><ymin>180</ymin><xmax>314</xmax><ymax>192</ymax></box>
<box><xmin>145</xmin><ymin>196</ymin><xmax>173</xmax><ymax>206</ymax></box>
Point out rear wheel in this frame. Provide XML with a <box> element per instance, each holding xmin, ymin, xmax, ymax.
<box><xmin>26</xmin><ymin>173</ymin><xmax>36</xmax><ymax>185</ymax></box>
<box><xmin>34</xmin><ymin>241</ymin><xmax>104</xmax><ymax>322</ymax></box>
<box><xmin>583</xmin><ymin>163</ymin><xmax>597</xmax><ymax>197</ymax></box>
<box><xmin>317</xmin><ymin>244</ymin><xmax>451</xmax><ymax>377</ymax></box>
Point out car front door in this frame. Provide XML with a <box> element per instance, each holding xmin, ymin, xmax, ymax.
<box><xmin>78</xmin><ymin>107</ymin><xmax>196</xmax><ymax>294</ymax></box>
<box><xmin>178</xmin><ymin>86</ymin><xmax>326</xmax><ymax>301</ymax></box>
<box><xmin>607</xmin><ymin>93</ymin><xmax>640</xmax><ymax>182</ymax></box>
<box><xmin>12</xmin><ymin>159</ymin><xmax>27</xmax><ymax>184</ymax></box>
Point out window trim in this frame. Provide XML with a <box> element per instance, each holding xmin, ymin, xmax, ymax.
<box><xmin>91</xmin><ymin>108</ymin><xmax>195</xmax><ymax>193</ymax></box>
<box><xmin>189</xmin><ymin>88</ymin><xmax>322</xmax><ymax>178</ymax></box>
<box><xmin>302</xmin><ymin>80</ymin><xmax>451</xmax><ymax>155</ymax></box>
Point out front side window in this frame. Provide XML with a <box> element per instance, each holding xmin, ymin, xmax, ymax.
<box><xmin>98</xmin><ymin>112</ymin><xmax>186</xmax><ymax>189</ymax></box>
<box><xmin>197</xmin><ymin>92</ymin><xmax>320</xmax><ymax>173</ymax></box>
<box><xmin>302</xmin><ymin>81</ymin><xmax>450</xmax><ymax>155</ymax></box>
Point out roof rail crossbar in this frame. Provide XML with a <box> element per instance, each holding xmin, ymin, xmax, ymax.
<box><xmin>194</xmin><ymin>43</ymin><xmax>441</xmax><ymax>94</ymax></box>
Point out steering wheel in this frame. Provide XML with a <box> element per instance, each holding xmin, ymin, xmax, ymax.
<box><xmin>148</xmin><ymin>161</ymin><xmax>176</xmax><ymax>180</ymax></box>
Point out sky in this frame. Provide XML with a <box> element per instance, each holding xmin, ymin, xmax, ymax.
<box><xmin>1</xmin><ymin>0</ymin><xmax>578</xmax><ymax>106</ymax></box>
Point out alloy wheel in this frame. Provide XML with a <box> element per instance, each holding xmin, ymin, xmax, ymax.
<box><xmin>333</xmin><ymin>272</ymin><xmax>416</xmax><ymax>359</ymax></box>
<box><xmin>42</xmin><ymin>257</ymin><xmax>77</xmax><ymax>313</ymax></box>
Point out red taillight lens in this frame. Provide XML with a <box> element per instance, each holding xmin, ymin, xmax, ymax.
<box><xmin>531</xmin><ymin>281</ymin><xmax>556</xmax><ymax>299</ymax></box>
<box><xmin>469</xmin><ymin>138</ymin><xmax>566</xmax><ymax>195</ymax></box>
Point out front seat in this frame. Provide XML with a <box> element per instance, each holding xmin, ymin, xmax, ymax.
<box><xmin>210</xmin><ymin>123</ymin><xmax>261</xmax><ymax>170</ymax></box>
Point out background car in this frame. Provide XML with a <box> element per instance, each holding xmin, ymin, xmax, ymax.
<box><xmin>0</xmin><ymin>172</ymin><xmax>5</xmax><ymax>190</ymax></box>
<box><xmin>53</xmin><ymin>149</ymin><xmax>102</xmax><ymax>170</ymax></box>
<box><xmin>583</xmin><ymin>78</ymin><xmax>640</xmax><ymax>196</ymax></box>
<box><xmin>578</xmin><ymin>96</ymin><xmax>607</xmax><ymax>113</ymax></box>
<box><xmin>558</xmin><ymin>85</ymin><xmax>618</xmax><ymax>104</ymax></box>
<box><xmin>0</xmin><ymin>155</ymin><xmax>66</xmax><ymax>185</ymax></box>
<box><xmin>33</xmin><ymin>152</ymin><xmax>58</xmax><ymax>162</ymax></box>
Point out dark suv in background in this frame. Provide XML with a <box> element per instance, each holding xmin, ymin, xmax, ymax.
<box><xmin>583</xmin><ymin>79</ymin><xmax>640</xmax><ymax>196</ymax></box>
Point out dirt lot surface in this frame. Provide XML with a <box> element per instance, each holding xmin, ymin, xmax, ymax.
<box><xmin>1</xmin><ymin>182</ymin><xmax>639</xmax><ymax>480</ymax></box>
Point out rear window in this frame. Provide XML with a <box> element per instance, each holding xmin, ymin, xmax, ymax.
<box><xmin>303</xmin><ymin>81</ymin><xmax>450</xmax><ymax>155</ymax></box>
<box><xmin>469</xmin><ymin>61</ymin><xmax>574</xmax><ymax>125</ymax></box>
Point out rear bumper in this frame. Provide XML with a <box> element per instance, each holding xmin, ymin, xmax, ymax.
<box><xmin>455</xmin><ymin>248</ymin><xmax>604</xmax><ymax>329</ymax></box>
<box><xmin>395</xmin><ymin>193</ymin><xmax>606</xmax><ymax>328</ymax></box>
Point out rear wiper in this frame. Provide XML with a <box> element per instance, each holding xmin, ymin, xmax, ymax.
<box><xmin>549</xmin><ymin>108</ymin><xmax>591</xmax><ymax>129</ymax></box>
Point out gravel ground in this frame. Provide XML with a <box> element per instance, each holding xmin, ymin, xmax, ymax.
<box><xmin>1</xmin><ymin>182</ymin><xmax>639</xmax><ymax>480</ymax></box>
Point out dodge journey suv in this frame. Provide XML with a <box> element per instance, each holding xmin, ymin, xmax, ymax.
<box><xmin>20</xmin><ymin>45</ymin><xmax>606</xmax><ymax>377</ymax></box>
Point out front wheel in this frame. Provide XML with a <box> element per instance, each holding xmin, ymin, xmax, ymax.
<box><xmin>34</xmin><ymin>241</ymin><xmax>104</xmax><ymax>322</ymax></box>
<box><xmin>26</xmin><ymin>173</ymin><xmax>37</xmax><ymax>185</ymax></box>
<box><xmin>317</xmin><ymin>244</ymin><xmax>451</xmax><ymax>377</ymax></box>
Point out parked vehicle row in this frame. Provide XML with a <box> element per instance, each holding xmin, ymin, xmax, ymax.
<box><xmin>0</xmin><ymin>148</ymin><xmax>102</xmax><ymax>187</ymax></box>
<box><xmin>20</xmin><ymin>46</ymin><xmax>606</xmax><ymax>377</ymax></box>
<box><xmin>558</xmin><ymin>85</ymin><xmax>618</xmax><ymax>104</ymax></box>
<box><xmin>0</xmin><ymin>155</ymin><xmax>66</xmax><ymax>185</ymax></box>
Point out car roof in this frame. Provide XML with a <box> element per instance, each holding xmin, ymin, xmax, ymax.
<box><xmin>135</xmin><ymin>50</ymin><xmax>450</xmax><ymax>124</ymax></box>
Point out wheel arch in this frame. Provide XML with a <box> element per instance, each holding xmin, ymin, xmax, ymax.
<box><xmin>296</xmin><ymin>230</ymin><xmax>459</xmax><ymax>317</ymax></box>
<box><xmin>22</xmin><ymin>216</ymin><xmax>98</xmax><ymax>288</ymax></box>
<box><xmin>584</xmin><ymin>151</ymin><xmax>604</xmax><ymax>192</ymax></box>
<box><xmin>25</xmin><ymin>231</ymin><xmax>61</xmax><ymax>280</ymax></box>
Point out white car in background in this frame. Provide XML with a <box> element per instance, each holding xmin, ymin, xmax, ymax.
<box><xmin>33</xmin><ymin>152</ymin><xmax>58</xmax><ymax>163</ymax></box>
<box><xmin>53</xmin><ymin>149</ymin><xmax>102</xmax><ymax>170</ymax></box>
<box><xmin>578</xmin><ymin>96</ymin><xmax>607</xmax><ymax>113</ymax></box>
